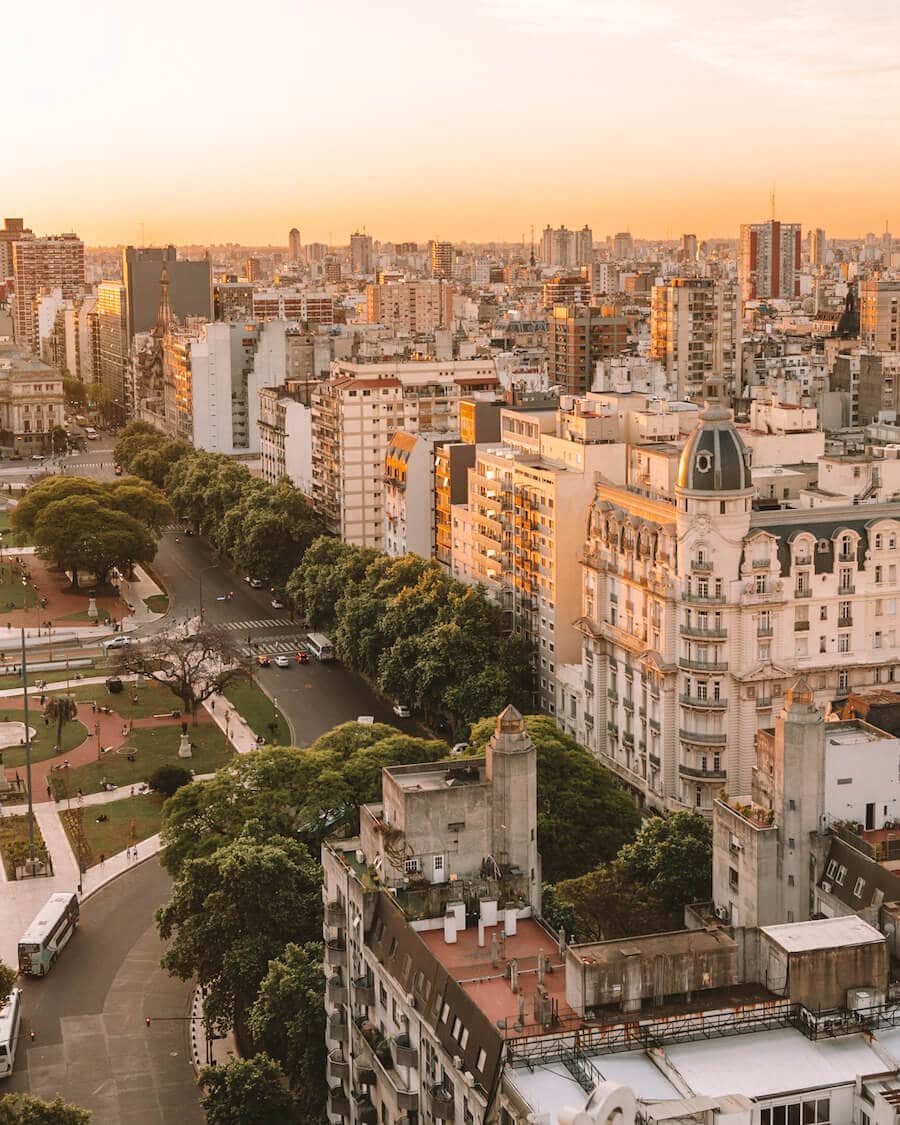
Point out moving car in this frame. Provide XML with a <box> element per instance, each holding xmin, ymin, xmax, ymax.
<box><xmin>257</xmin><ymin>654</ymin><xmax>271</xmax><ymax>667</ymax></box>
<box><xmin>85</xmin><ymin>427</ymin><xmax>98</xmax><ymax>440</ymax></box>
<box><xmin>392</xmin><ymin>703</ymin><xmax>412</xmax><ymax>719</ymax></box>
<box><xmin>103</xmin><ymin>636</ymin><xmax>133</xmax><ymax>651</ymax></box>
<box><xmin>274</xmin><ymin>655</ymin><xmax>291</xmax><ymax>668</ymax></box>
<box><xmin>271</xmin><ymin>598</ymin><xmax>285</xmax><ymax>609</ymax></box>
<box><xmin>295</xmin><ymin>650</ymin><xmax>309</xmax><ymax>664</ymax></box>
<box><xmin>248</xmin><ymin>578</ymin><xmax>263</xmax><ymax>589</ymax></box>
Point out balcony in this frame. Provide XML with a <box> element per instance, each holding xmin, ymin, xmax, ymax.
<box><xmin>607</xmin><ymin>689</ymin><xmax>618</xmax><ymax>702</ymax></box>
<box><xmin>356</xmin><ymin>1065</ymin><xmax>377</xmax><ymax>1087</ymax></box>
<box><xmin>794</xmin><ymin>620</ymin><xmax>810</xmax><ymax>632</ymax></box>
<box><xmin>679</xmin><ymin>693</ymin><xmax>727</xmax><ymax>710</ymax></box>
<box><xmin>682</xmin><ymin>590</ymin><xmax>726</xmax><ymax>605</ymax></box>
<box><xmin>756</xmin><ymin>697</ymin><xmax>773</xmax><ymax>711</ymax></box>
<box><xmin>680</xmin><ymin>624</ymin><xmax>727</xmax><ymax>641</ymax></box>
<box><xmin>794</xmin><ymin>587</ymin><xmax>812</xmax><ymax>598</ymax></box>
<box><xmin>369</xmin><ymin>1034</ymin><xmax>419</xmax><ymax>1111</ymax></box>
<box><xmin>351</xmin><ymin>1093</ymin><xmax>378</xmax><ymax>1125</ymax></box>
<box><xmin>680</xmin><ymin>658</ymin><xmax>729</xmax><ymax>673</ymax></box>
<box><xmin>584</xmin><ymin>680</ymin><xmax>594</xmax><ymax>695</ymax></box>
<box><xmin>324</xmin><ymin>900</ymin><xmax>344</xmax><ymax>927</ymax></box>
<box><xmin>427</xmin><ymin>1084</ymin><xmax>455</xmax><ymax>1120</ymax></box>
<box><xmin>328</xmin><ymin>1086</ymin><xmax>350</xmax><ymax>1117</ymax></box>
<box><xmin>585</xmin><ymin>713</ymin><xmax>594</xmax><ymax>727</ymax></box>
<box><xmin>838</xmin><ymin>615</ymin><xmax>853</xmax><ymax>628</ymax></box>
<box><xmin>327</xmin><ymin>976</ymin><xmax>348</xmax><ymax>1006</ymax></box>
<box><xmin>623</xmin><ymin>697</ymin><xmax>634</xmax><ymax>712</ymax></box>
<box><xmin>391</xmin><ymin>1033</ymin><xmax>418</xmax><ymax>1069</ymax></box>
<box><xmin>353</xmin><ymin>976</ymin><xmax>376</xmax><ymax>1007</ymax></box>
<box><xmin>327</xmin><ymin>1050</ymin><xmax>350</xmax><ymax>1082</ymax></box>
<box><xmin>649</xmin><ymin>753</ymin><xmax>661</xmax><ymax>767</ymax></box>
<box><xmin>649</xmin><ymin>718</ymin><xmax>661</xmax><ymax>733</ymax></box>
<box><xmin>678</xmin><ymin>763</ymin><xmax>727</xmax><ymax>781</ymax></box>
<box><xmin>757</xmin><ymin>626</ymin><xmax>774</xmax><ymax>638</ymax></box>
<box><xmin>623</xmin><ymin>731</ymin><xmax>634</xmax><ymax>747</ymax></box>
<box><xmin>327</xmin><ymin>1013</ymin><xmax>348</xmax><ymax>1041</ymax></box>
<box><xmin>325</xmin><ymin>939</ymin><xmax>347</xmax><ymax>968</ymax></box>
<box><xmin>679</xmin><ymin>727</ymin><xmax>727</xmax><ymax>745</ymax></box>
<box><xmin>691</xmin><ymin>559</ymin><xmax>713</xmax><ymax>573</ymax></box>
<box><xmin>838</xmin><ymin>584</ymin><xmax>855</xmax><ymax>596</ymax></box>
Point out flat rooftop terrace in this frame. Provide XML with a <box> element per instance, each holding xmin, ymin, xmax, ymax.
<box><xmin>420</xmin><ymin>917</ymin><xmax>577</xmax><ymax>1032</ymax></box>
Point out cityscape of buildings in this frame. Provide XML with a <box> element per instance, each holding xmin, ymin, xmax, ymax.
<box><xmin>5</xmin><ymin>208</ymin><xmax>900</xmax><ymax>1123</ymax></box>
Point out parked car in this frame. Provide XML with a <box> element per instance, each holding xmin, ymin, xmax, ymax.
<box><xmin>103</xmin><ymin>636</ymin><xmax>133</xmax><ymax>651</ymax></box>
<box><xmin>274</xmin><ymin>655</ymin><xmax>291</xmax><ymax>668</ymax></box>
<box><xmin>392</xmin><ymin>703</ymin><xmax>412</xmax><ymax>719</ymax></box>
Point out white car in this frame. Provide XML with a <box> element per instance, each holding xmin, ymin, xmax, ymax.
<box><xmin>103</xmin><ymin>636</ymin><xmax>133</xmax><ymax>650</ymax></box>
<box><xmin>248</xmin><ymin>578</ymin><xmax>264</xmax><ymax>589</ymax></box>
<box><xmin>392</xmin><ymin>703</ymin><xmax>412</xmax><ymax>719</ymax></box>
<box><xmin>451</xmin><ymin>742</ymin><xmax>469</xmax><ymax>755</ymax></box>
<box><xmin>271</xmin><ymin>598</ymin><xmax>285</xmax><ymax>609</ymax></box>
<box><xmin>274</xmin><ymin>655</ymin><xmax>291</xmax><ymax>668</ymax></box>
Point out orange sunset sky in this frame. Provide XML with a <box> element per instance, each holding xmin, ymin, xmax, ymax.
<box><xmin>7</xmin><ymin>0</ymin><xmax>899</xmax><ymax>245</ymax></box>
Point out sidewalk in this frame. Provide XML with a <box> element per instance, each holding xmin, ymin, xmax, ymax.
<box><xmin>119</xmin><ymin>565</ymin><xmax>167</xmax><ymax>633</ymax></box>
<box><xmin>202</xmin><ymin>692</ymin><xmax>259</xmax><ymax>755</ymax></box>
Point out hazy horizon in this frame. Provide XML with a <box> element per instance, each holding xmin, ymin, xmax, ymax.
<box><xmin>8</xmin><ymin>0</ymin><xmax>899</xmax><ymax>245</ymax></box>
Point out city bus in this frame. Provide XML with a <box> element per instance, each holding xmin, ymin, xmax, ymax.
<box><xmin>18</xmin><ymin>892</ymin><xmax>80</xmax><ymax>977</ymax></box>
<box><xmin>306</xmin><ymin>633</ymin><xmax>335</xmax><ymax>662</ymax></box>
<box><xmin>0</xmin><ymin>988</ymin><xmax>22</xmax><ymax>1077</ymax></box>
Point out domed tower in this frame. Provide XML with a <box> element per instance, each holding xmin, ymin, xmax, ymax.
<box><xmin>674</xmin><ymin>404</ymin><xmax>755</xmax><ymax>811</ymax></box>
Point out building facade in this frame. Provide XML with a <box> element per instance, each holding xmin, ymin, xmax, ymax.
<box><xmin>548</xmin><ymin>306</ymin><xmax>629</xmax><ymax>396</ymax></box>
<box><xmin>96</xmin><ymin>281</ymin><xmax>129</xmax><ymax>419</ymax></box>
<box><xmin>122</xmin><ymin>245</ymin><xmax>212</xmax><ymax>339</ymax></box>
<box><xmin>365</xmin><ymin>281</ymin><xmax>453</xmax><ymax>334</ymax></box>
<box><xmin>11</xmin><ymin>233</ymin><xmax>85</xmax><ymax>352</ymax></box>
<box><xmin>860</xmin><ymin>279</ymin><xmax>900</xmax><ymax>352</ymax></box>
<box><xmin>650</xmin><ymin>277</ymin><xmax>740</xmax><ymax>401</ymax></box>
<box><xmin>0</xmin><ymin>343</ymin><xmax>65</xmax><ymax>451</ymax></box>
<box><xmin>739</xmin><ymin>220</ymin><xmax>802</xmax><ymax>303</ymax></box>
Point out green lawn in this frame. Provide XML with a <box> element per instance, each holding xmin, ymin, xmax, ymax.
<box><xmin>58</xmin><ymin>680</ymin><xmax>182</xmax><ymax>720</ymax></box>
<box><xmin>0</xmin><ymin>718</ymin><xmax>88</xmax><ymax>768</ymax></box>
<box><xmin>0</xmin><ymin>664</ymin><xmax>97</xmax><ymax>689</ymax></box>
<box><xmin>51</xmin><ymin>722</ymin><xmax>233</xmax><ymax>797</ymax></box>
<box><xmin>222</xmin><ymin>675</ymin><xmax>291</xmax><ymax>745</ymax></box>
<box><xmin>61</xmin><ymin>793</ymin><xmax>164</xmax><ymax>865</ymax></box>
<box><xmin>144</xmin><ymin>594</ymin><xmax>169</xmax><ymax>614</ymax></box>
<box><xmin>0</xmin><ymin>511</ymin><xmax>29</xmax><ymax>548</ymax></box>
<box><xmin>0</xmin><ymin>562</ymin><xmax>37</xmax><ymax>611</ymax></box>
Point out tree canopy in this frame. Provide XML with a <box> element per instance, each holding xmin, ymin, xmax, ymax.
<box><xmin>32</xmin><ymin>497</ymin><xmax>156</xmax><ymax>586</ymax></box>
<box><xmin>157</xmin><ymin>827</ymin><xmax>323</xmax><ymax>1035</ymax></box>
<box><xmin>617</xmin><ymin>810</ymin><xmax>713</xmax><ymax>913</ymax></box>
<box><xmin>199</xmin><ymin>1054</ymin><xmax>297</xmax><ymax>1125</ymax></box>
<box><xmin>247</xmin><ymin>942</ymin><xmax>326</xmax><ymax>1117</ymax></box>
<box><xmin>465</xmin><ymin>714</ymin><xmax>640</xmax><ymax>882</ymax></box>
<box><xmin>0</xmin><ymin>962</ymin><xmax>15</xmax><ymax>1004</ymax></box>
<box><xmin>0</xmin><ymin>1094</ymin><xmax>91</xmax><ymax>1124</ymax></box>
<box><xmin>287</xmin><ymin>539</ymin><xmax>534</xmax><ymax>729</ymax></box>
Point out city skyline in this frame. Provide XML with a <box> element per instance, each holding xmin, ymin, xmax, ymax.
<box><xmin>7</xmin><ymin>0</ymin><xmax>899</xmax><ymax>246</ymax></box>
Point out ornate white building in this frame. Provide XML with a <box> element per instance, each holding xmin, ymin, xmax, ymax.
<box><xmin>566</xmin><ymin>403</ymin><xmax>900</xmax><ymax>815</ymax></box>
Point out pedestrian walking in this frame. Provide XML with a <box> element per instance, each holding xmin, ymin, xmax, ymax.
<box><xmin>99</xmin><ymin>853</ymin><xmax>105</xmax><ymax>869</ymax></box>
<box><xmin>46</xmin><ymin>784</ymin><xmax>51</xmax><ymax>800</ymax></box>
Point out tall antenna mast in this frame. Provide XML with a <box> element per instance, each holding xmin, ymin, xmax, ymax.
<box><xmin>770</xmin><ymin>184</ymin><xmax>776</xmax><ymax>221</ymax></box>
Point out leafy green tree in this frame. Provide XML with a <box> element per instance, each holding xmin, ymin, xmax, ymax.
<box><xmin>147</xmin><ymin>763</ymin><xmax>194</xmax><ymax>798</ymax></box>
<box><xmin>538</xmin><ymin>884</ymin><xmax>579</xmax><ymax>941</ymax></box>
<box><xmin>11</xmin><ymin>476</ymin><xmax>104</xmax><ymax>540</ymax></box>
<box><xmin>105</xmin><ymin>481</ymin><xmax>174</xmax><ymax>533</ymax></box>
<box><xmin>616</xmin><ymin>810</ymin><xmax>713</xmax><ymax>914</ymax></box>
<box><xmin>32</xmin><ymin>497</ymin><xmax>156</xmax><ymax>586</ymax></box>
<box><xmin>554</xmin><ymin>861</ymin><xmax>669</xmax><ymax>941</ymax></box>
<box><xmin>286</xmin><ymin>538</ymin><xmax>378</xmax><ymax>629</ymax></box>
<box><xmin>43</xmin><ymin>695</ymin><xmax>78</xmax><ymax>750</ymax></box>
<box><xmin>217</xmin><ymin>481</ymin><xmax>324</xmax><ymax>589</ymax></box>
<box><xmin>157</xmin><ymin>828</ymin><xmax>323</xmax><ymax>1036</ymax></box>
<box><xmin>198</xmin><ymin>1054</ymin><xmax>296</xmax><ymax>1125</ymax></box>
<box><xmin>247</xmin><ymin>942</ymin><xmax>326</xmax><ymax>1111</ymax></box>
<box><xmin>0</xmin><ymin>960</ymin><xmax>15</xmax><ymax>1003</ymax></box>
<box><xmin>465</xmin><ymin>715</ymin><xmax>640</xmax><ymax>882</ymax></box>
<box><xmin>159</xmin><ymin>726</ymin><xmax>443</xmax><ymax>876</ymax></box>
<box><xmin>62</xmin><ymin>377</ymin><xmax>87</xmax><ymax>406</ymax></box>
<box><xmin>0</xmin><ymin>1093</ymin><xmax>91</xmax><ymax>1124</ymax></box>
<box><xmin>49</xmin><ymin>426</ymin><xmax>68</xmax><ymax>454</ymax></box>
<box><xmin>165</xmin><ymin>452</ymin><xmax>251</xmax><ymax>535</ymax></box>
<box><xmin>129</xmin><ymin>439</ymin><xmax>192</xmax><ymax>488</ymax></box>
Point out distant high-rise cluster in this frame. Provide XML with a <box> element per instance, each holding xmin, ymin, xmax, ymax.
<box><xmin>739</xmin><ymin>219</ymin><xmax>802</xmax><ymax>302</ymax></box>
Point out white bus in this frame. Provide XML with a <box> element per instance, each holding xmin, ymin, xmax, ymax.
<box><xmin>306</xmin><ymin>633</ymin><xmax>335</xmax><ymax>662</ymax></box>
<box><xmin>0</xmin><ymin>988</ymin><xmax>22</xmax><ymax>1078</ymax></box>
<box><xmin>18</xmin><ymin>891</ymin><xmax>80</xmax><ymax>977</ymax></box>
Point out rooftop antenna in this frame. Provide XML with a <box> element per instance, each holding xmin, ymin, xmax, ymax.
<box><xmin>770</xmin><ymin>184</ymin><xmax>776</xmax><ymax>221</ymax></box>
<box><xmin>530</xmin><ymin>224</ymin><xmax>535</xmax><ymax>268</ymax></box>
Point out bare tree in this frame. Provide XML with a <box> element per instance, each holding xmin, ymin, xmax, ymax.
<box><xmin>115</xmin><ymin>627</ymin><xmax>251</xmax><ymax>721</ymax></box>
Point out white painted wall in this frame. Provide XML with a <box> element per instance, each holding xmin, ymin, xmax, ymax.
<box><xmin>824</xmin><ymin>731</ymin><xmax>900</xmax><ymax>828</ymax></box>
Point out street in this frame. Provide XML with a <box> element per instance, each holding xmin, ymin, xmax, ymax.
<box><xmin>7</xmin><ymin>859</ymin><xmax>203</xmax><ymax>1124</ymax></box>
<box><xmin>151</xmin><ymin>528</ymin><xmax>427</xmax><ymax>745</ymax></box>
<box><xmin>0</xmin><ymin>436</ymin><xmax>121</xmax><ymax>486</ymax></box>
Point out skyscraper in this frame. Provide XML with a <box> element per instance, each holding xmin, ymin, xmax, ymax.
<box><xmin>540</xmin><ymin>226</ymin><xmax>577</xmax><ymax>268</ymax></box>
<box><xmin>429</xmin><ymin>239</ymin><xmax>453</xmax><ymax>279</ymax></box>
<box><xmin>97</xmin><ymin>282</ymin><xmax>129</xmax><ymax>419</ymax></box>
<box><xmin>808</xmin><ymin>228</ymin><xmax>826</xmax><ymax>268</ymax></box>
<box><xmin>349</xmin><ymin>232</ymin><xmax>374</xmax><ymax>275</ymax></box>
<box><xmin>682</xmin><ymin>233</ymin><xmax>698</xmax><ymax>262</ymax></box>
<box><xmin>122</xmin><ymin>245</ymin><xmax>212</xmax><ymax>340</ymax></box>
<box><xmin>575</xmin><ymin>225</ymin><xmax>594</xmax><ymax>266</ymax></box>
<box><xmin>612</xmin><ymin>231</ymin><xmax>634</xmax><ymax>260</ymax></box>
<box><xmin>288</xmin><ymin>227</ymin><xmax>302</xmax><ymax>261</ymax></box>
<box><xmin>738</xmin><ymin>220</ymin><xmax>802</xmax><ymax>302</ymax></box>
<box><xmin>11</xmin><ymin>233</ymin><xmax>85</xmax><ymax>352</ymax></box>
<box><xmin>0</xmin><ymin>218</ymin><xmax>29</xmax><ymax>281</ymax></box>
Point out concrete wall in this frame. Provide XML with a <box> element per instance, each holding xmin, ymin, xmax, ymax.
<box><xmin>758</xmin><ymin>932</ymin><xmax>888</xmax><ymax>1009</ymax></box>
<box><xmin>824</xmin><ymin>735</ymin><xmax>900</xmax><ymax>829</ymax></box>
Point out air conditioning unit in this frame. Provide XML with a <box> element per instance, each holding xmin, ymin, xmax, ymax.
<box><xmin>822</xmin><ymin>881</ymin><xmax>832</xmax><ymax>894</ymax></box>
<box><xmin>715</xmin><ymin>905</ymin><xmax>729</xmax><ymax>921</ymax></box>
<box><xmin>406</xmin><ymin>993</ymin><xmax>416</xmax><ymax>1009</ymax></box>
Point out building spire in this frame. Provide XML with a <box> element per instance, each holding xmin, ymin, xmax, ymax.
<box><xmin>153</xmin><ymin>263</ymin><xmax>172</xmax><ymax>336</ymax></box>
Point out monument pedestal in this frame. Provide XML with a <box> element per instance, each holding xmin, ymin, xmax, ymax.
<box><xmin>178</xmin><ymin>731</ymin><xmax>193</xmax><ymax>759</ymax></box>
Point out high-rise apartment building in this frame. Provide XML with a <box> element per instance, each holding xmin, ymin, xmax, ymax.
<box><xmin>808</xmin><ymin>227</ymin><xmax>826</xmax><ymax>268</ymax></box>
<box><xmin>682</xmin><ymin>233</ymin><xmax>698</xmax><ymax>262</ymax></box>
<box><xmin>122</xmin><ymin>246</ymin><xmax>212</xmax><ymax>341</ymax></box>
<box><xmin>350</xmin><ymin>232</ymin><xmax>374</xmax><ymax>275</ymax></box>
<box><xmin>310</xmin><ymin>359</ymin><xmax>498</xmax><ymax>547</ymax></box>
<box><xmin>540</xmin><ymin>225</ymin><xmax>576</xmax><ymax>268</ymax></box>
<box><xmin>738</xmin><ymin>220</ymin><xmax>802</xmax><ymax>302</ymax></box>
<box><xmin>0</xmin><ymin>218</ymin><xmax>29</xmax><ymax>281</ymax></box>
<box><xmin>429</xmin><ymin>240</ymin><xmax>453</xmax><ymax>280</ymax></box>
<box><xmin>650</xmin><ymin>277</ymin><xmax>741</xmax><ymax>400</ymax></box>
<box><xmin>246</xmin><ymin>257</ymin><xmax>262</xmax><ymax>283</ymax></box>
<box><xmin>288</xmin><ymin>227</ymin><xmax>302</xmax><ymax>261</ymax></box>
<box><xmin>365</xmin><ymin>280</ymin><xmax>453</xmax><ymax>334</ymax></box>
<box><xmin>547</xmin><ymin>305</ymin><xmax>629</xmax><ymax>396</ymax></box>
<box><xmin>575</xmin><ymin>224</ymin><xmax>594</xmax><ymax>266</ymax></box>
<box><xmin>860</xmin><ymin>279</ymin><xmax>900</xmax><ymax>352</ymax></box>
<box><xmin>612</xmin><ymin>231</ymin><xmax>634</xmax><ymax>260</ymax></box>
<box><xmin>97</xmin><ymin>282</ymin><xmax>129</xmax><ymax>419</ymax></box>
<box><xmin>12</xmin><ymin>233</ymin><xmax>85</xmax><ymax>351</ymax></box>
<box><xmin>541</xmin><ymin>275</ymin><xmax>591</xmax><ymax>310</ymax></box>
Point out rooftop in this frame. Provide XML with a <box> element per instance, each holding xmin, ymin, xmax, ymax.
<box><xmin>419</xmin><ymin>917</ymin><xmax>576</xmax><ymax>1032</ymax></box>
<box><xmin>761</xmin><ymin>915</ymin><xmax>884</xmax><ymax>953</ymax></box>
<box><xmin>384</xmin><ymin>759</ymin><xmax>486</xmax><ymax>793</ymax></box>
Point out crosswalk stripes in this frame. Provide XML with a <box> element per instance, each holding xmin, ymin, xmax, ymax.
<box><xmin>241</xmin><ymin>632</ymin><xmax>309</xmax><ymax>656</ymax></box>
<box><xmin>217</xmin><ymin>617</ymin><xmax>294</xmax><ymax>631</ymax></box>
